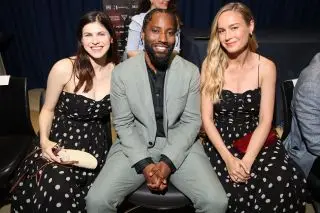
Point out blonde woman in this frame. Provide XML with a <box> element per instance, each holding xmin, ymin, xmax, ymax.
<box><xmin>201</xmin><ymin>2</ymin><xmax>307</xmax><ymax>212</ymax></box>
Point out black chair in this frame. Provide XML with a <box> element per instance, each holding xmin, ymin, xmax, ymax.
<box><xmin>281</xmin><ymin>78</ymin><xmax>320</xmax><ymax>212</ymax></box>
<box><xmin>126</xmin><ymin>182</ymin><xmax>192</xmax><ymax>212</ymax></box>
<box><xmin>280</xmin><ymin>78</ymin><xmax>297</xmax><ymax>141</ymax></box>
<box><xmin>0</xmin><ymin>77</ymin><xmax>35</xmax><ymax>204</ymax></box>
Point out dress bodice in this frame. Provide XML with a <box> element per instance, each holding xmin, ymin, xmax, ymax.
<box><xmin>49</xmin><ymin>91</ymin><xmax>112</xmax><ymax>149</ymax></box>
<box><xmin>214</xmin><ymin>88</ymin><xmax>261</xmax><ymax>128</ymax></box>
<box><xmin>54</xmin><ymin>91</ymin><xmax>111</xmax><ymax>121</ymax></box>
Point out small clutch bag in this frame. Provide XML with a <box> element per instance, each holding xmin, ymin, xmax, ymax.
<box><xmin>232</xmin><ymin>129</ymin><xmax>278</xmax><ymax>153</ymax></box>
<box><xmin>10</xmin><ymin>145</ymin><xmax>98</xmax><ymax>193</ymax></box>
<box><xmin>53</xmin><ymin>145</ymin><xmax>98</xmax><ymax>169</ymax></box>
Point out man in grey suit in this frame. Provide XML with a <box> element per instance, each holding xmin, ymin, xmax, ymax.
<box><xmin>283</xmin><ymin>52</ymin><xmax>320</xmax><ymax>212</ymax></box>
<box><xmin>86</xmin><ymin>9</ymin><xmax>227</xmax><ymax>213</ymax></box>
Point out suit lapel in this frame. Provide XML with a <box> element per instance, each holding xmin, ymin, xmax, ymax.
<box><xmin>163</xmin><ymin>69</ymin><xmax>169</xmax><ymax>136</ymax></box>
<box><xmin>136</xmin><ymin>54</ymin><xmax>156</xmax><ymax>132</ymax></box>
<box><xmin>163</xmin><ymin>56</ymin><xmax>178</xmax><ymax>135</ymax></box>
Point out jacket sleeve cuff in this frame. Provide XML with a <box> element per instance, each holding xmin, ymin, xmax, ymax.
<box><xmin>132</xmin><ymin>157</ymin><xmax>154</xmax><ymax>174</ymax></box>
<box><xmin>160</xmin><ymin>154</ymin><xmax>176</xmax><ymax>173</ymax></box>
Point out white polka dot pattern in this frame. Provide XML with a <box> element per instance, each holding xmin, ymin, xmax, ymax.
<box><xmin>11</xmin><ymin>92</ymin><xmax>112</xmax><ymax>212</ymax></box>
<box><xmin>203</xmin><ymin>88</ymin><xmax>307</xmax><ymax>212</ymax></box>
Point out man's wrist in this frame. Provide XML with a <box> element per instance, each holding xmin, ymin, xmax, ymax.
<box><xmin>160</xmin><ymin>154</ymin><xmax>176</xmax><ymax>173</ymax></box>
<box><xmin>133</xmin><ymin>157</ymin><xmax>154</xmax><ymax>174</ymax></box>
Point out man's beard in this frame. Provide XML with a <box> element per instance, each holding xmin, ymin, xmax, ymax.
<box><xmin>144</xmin><ymin>41</ymin><xmax>174</xmax><ymax>71</ymax></box>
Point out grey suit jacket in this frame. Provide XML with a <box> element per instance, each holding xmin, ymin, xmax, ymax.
<box><xmin>283</xmin><ymin>53</ymin><xmax>320</xmax><ymax>176</ymax></box>
<box><xmin>109</xmin><ymin>53</ymin><xmax>201</xmax><ymax>169</ymax></box>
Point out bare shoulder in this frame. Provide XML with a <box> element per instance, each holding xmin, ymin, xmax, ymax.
<box><xmin>257</xmin><ymin>54</ymin><xmax>276</xmax><ymax>79</ymax></box>
<box><xmin>49</xmin><ymin>58</ymin><xmax>74</xmax><ymax>84</ymax></box>
<box><xmin>52</xmin><ymin>58</ymin><xmax>74</xmax><ymax>72</ymax></box>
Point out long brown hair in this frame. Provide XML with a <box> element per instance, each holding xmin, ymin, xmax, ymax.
<box><xmin>73</xmin><ymin>11</ymin><xmax>119</xmax><ymax>93</ymax></box>
<box><xmin>201</xmin><ymin>2</ymin><xmax>258</xmax><ymax>103</ymax></box>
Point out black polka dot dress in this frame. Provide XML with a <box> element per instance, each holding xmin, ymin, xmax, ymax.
<box><xmin>203</xmin><ymin>88</ymin><xmax>307</xmax><ymax>213</ymax></box>
<box><xmin>11</xmin><ymin>91</ymin><xmax>112</xmax><ymax>213</ymax></box>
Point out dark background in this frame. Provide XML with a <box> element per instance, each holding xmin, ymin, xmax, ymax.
<box><xmin>0</xmin><ymin>0</ymin><xmax>320</xmax><ymax>88</ymax></box>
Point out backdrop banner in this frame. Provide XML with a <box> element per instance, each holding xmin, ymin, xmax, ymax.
<box><xmin>103</xmin><ymin>0</ymin><xmax>139</xmax><ymax>58</ymax></box>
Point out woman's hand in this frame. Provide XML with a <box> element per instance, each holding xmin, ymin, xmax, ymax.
<box><xmin>40</xmin><ymin>140</ymin><xmax>61</xmax><ymax>163</ymax></box>
<box><xmin>241</xmin><ymin>156</ymin><xmax>254</xmax><ymax>176</ymax></box>
<box><xmin>225</xmin><ymin>156</ymin><xmax>250</xmax><ymax>183</ymax></box>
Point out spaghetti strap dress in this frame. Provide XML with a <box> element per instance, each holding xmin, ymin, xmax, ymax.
<box><xmin>11</xmin><ymin>91</ymin><xmax>112</xmax><ymax>213</ymax></box>
<box><xmin>203</xmin><ymin>57</ymin><xmax>307</xmax><ymax>212</ymax></box>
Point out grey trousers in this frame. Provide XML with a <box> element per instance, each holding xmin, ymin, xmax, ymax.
<box><xmin>86</xmin><ymin>138</ymin><xmax>228</xmax><ymax>213</ymax></box>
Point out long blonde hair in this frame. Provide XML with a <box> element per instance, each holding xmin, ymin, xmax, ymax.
<box><xmin>201</xmin><ymin>2</ymin><xmax>258</xmax><ymax>103</ymax></box>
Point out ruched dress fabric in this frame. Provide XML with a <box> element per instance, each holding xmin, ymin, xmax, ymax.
<box><xmin>203</xmin><ymin>88</ymin><xmax>307</xmax><ymax>213</ymax></box>
<box><xmin>11</xmin><ymin>91</ymin><xmax>112</xmax><ymax>213</ymax></box>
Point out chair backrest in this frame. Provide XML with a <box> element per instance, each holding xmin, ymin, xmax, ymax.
<box><xmin>0</xmin><ymin>77</ymin><xmax>35</xmax><ymax>136</ymax></box>
<box><xmin>280</xmin><ymin>78</ymin><xmax>298</xmax><ymax>140</ymax></box>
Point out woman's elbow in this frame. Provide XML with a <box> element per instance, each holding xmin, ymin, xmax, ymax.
<box><xmin>201</xmin><ymin>116</ymin><xmax>213</xmax><ymax>129</ymax></box>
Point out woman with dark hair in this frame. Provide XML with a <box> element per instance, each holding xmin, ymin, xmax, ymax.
<box><xmin>125</xmin><ymin>0</ymin><xmax>180</xmax><ymax>58</ymax></box>
<box><xmin>11</xmin><ymin>11</ymin><xmax>119</xmax><ymax>212</ymax></box>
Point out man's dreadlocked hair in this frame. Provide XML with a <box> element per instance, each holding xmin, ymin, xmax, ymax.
<box><xmin>142</xmin><ymin>8</ymin><xmax>178</xmax><ymax>33</ymax></box>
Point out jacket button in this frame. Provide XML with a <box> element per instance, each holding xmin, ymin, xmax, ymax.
<box><xmin>148</xmin><ymin>142</ymin><xmax>153</xmax><ymax>146</ymax></box>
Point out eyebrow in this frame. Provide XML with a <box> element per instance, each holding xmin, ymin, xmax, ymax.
<box><xmin>83</xmin><ymin>31</ymin><xmax>108</xmax><ymax>34</ymax></box>
<box><xmin>229</xmin><ymin>23</ymin><xmax>240</xmax><ymax>27</ymax></box>
<box><xmin>218</xmin><ymin>23</ymin><xmax>240</xmax><ymax>30</ymax></box>
<box><xmin>150</xmin><ymin>26</ymin><xmax>176</xmax><ymax>31</ymax></box>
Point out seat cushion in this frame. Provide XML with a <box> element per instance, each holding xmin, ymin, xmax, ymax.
<box><xmin>127</xmin><ymin>182</ymin><xmax>191</xmax><ymax>210</ymax></box>
<box><xmin>308</xmin><ymin>157</ymin><xmax>320</xmax><ymax>202</ymax></box>
<box><xmin>0</xmin><ymin>135</ymin><xmax>33</xmax><ymax>184</ymax></box>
